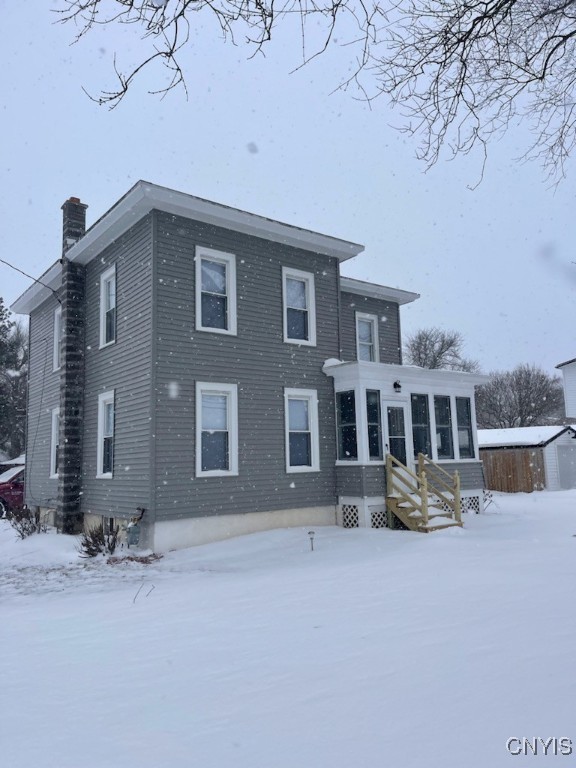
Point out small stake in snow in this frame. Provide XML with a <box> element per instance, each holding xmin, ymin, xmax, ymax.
<box><xmin>308</xmin><ymin>530</ymin><xmax>315</xmax><ymax>552</ymax></box>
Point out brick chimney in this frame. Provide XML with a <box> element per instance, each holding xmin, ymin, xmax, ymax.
<box><xmin>61</xmin><ymin>197</ymin><xmax>88</xmax><ymax>254</ymax></box>
<box><xmin>57</xmin><ymin>197</ymin><xmax>88</xmax><ymax>534</ymax></box>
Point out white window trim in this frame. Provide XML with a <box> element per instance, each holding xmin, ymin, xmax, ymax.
<box><xmin>99</xmin><ymin>265</ymin><xmax>116</xmax><ymax>349</ymax></box>
<box><xmin>53</xmin><ymin>306</ymin><xmax>62</xmax><ymax>372</ymax></box>
<box><xmin>50</xmin><ymin>407</ymin><xmax>60</xmax><ymax>478</ymax></box>
<box><xmin>96</xmin><ymin>390</ymin><xmax>115</xmax><ymax>479</ymax></box>
<box><xmin>355</xmin><ymin>312</ymin><xmax>379</xmax><ymax>363</ymax></box>
<box><xmin>284</xmin><ymin>388</ymin><xmax>320</xmax><ymax>473</ymax></box>
<box><xmin>195</xmin><ymin>247</ymin><xmax>237</xmax><ymax>336</ymax></box>
<box><xmin>196</xmin><ymin>382</ymin><xmax>239</xmax><ymax>477</ymax></box>
<box><xmin>282</xmin><ymin>267</ymin><xmax>317</xmax><ymax>346</ymax></box>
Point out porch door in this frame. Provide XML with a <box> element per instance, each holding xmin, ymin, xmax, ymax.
<box><xmin>383</xmin><ymin>402</ymin><xmax>409</xmax><ymax>467</ymax></box>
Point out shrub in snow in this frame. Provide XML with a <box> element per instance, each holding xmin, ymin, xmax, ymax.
<box><xmin>8</xmin><ymin>507</ymin><xmax>44</xmax><ymax>539</ymax></box>
<box><xmin>78</xmin><ymin>524</ymin><xmax>120</xmax><ymax>558</ymax></box>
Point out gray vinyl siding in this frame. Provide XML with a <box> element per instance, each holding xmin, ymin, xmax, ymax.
<box><xmin>339</xmin><ymin>291</ymin><xmax>402</xmax><ymax>364</ymax></box>
<box><xmin>445</xmin><ymin>460</ymin><xmax>484</xmax><ymax>491</ymax></box>
<box><xmin>26</xmin><ymin>294</ymin><xmax>61</xmax><ymax>509</ymax></box>
<box><xmin>80</xmin><ymin>215</ymin><xmax>154</xmax><ymax>519</ymax></box>
<box><xmin>336</xmin><ymin>460</ymin><xmax>483</xmax><ymax>498</ymax></box>
<box><xmin>152</xmin><ymin>210</ymin><xmax>340</xmax><ymax>521</ymax></box>
<box><xmin>336</xmin><ymin>465</ymin><xmax>385</xmax><ymax>497</ymax></box>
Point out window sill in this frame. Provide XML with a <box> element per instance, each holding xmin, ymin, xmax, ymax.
<box><xmin>98</xmin><ymin>340</ymin><xmax>116</xmax><ymax>350</ymax></box>
<box><xmin>197</xmin><ymin>470</ymin><xmax>239</xmax><ymax>478</ymax></box>
<box><xmin>96</xmin><ymin>472</ymin><xmax>113</xmax><ymax>480</ymax></box>
<box><xmin>286</xmin><ymin>466</ymin><xmax>320</xmax><ymax>474</ymax></box>
<box><xmin>49</xmin><ymin>473</ymin><xmax>58</xmax><ymax>480</ymax></box>
<box><xmin>196</xmin><ymin>326</ymin><xmax>237</xmax><ymax>336</ymax></box>
<box><xmin>283</xmin><ymin>337</ymin><xmax>316</xmax><ymax>347</ymax></box>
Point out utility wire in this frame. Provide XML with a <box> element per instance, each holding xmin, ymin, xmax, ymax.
<box><xmin>0</xmin><ymin>256</ymin><xmax>61</xmax><ymax>303</ymax></box>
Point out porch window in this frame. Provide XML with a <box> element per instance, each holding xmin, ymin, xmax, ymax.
<box><xmin>366</xmin><ymin>390</ymin><xmax>382</xmax><ymax>460</ymax></box>
<box><xmin>456</xmin><ymin>397</ymin><xmax>474</xmax><ymax>458</ymax></box>
<box><xmin>411</xmin><ymin>393</ymin><xmax>431</xmax><ymax>458</ymax></box>
<box><xmin>195</xmin><ymin>247</ymin><xmax>237</xmax><ymax>335</ymax></box>
<box><xmin>356</xmin><ymin>313</ymin><xmax>379</xmax><ymax>362</ymax></box>
<box><xmin>434</xmin><ymin>396</ymin><xmax>454</xmax><ymax>459</ymax></box>
<box><xmin>284</xmin><ymin>389</ymin><xmax>319</xmax><ymax>472</ymax></box>
<box><xmin>337</xmin><ymin>390</ymin><xmax>358</xmax><ymax>460</ymax></box>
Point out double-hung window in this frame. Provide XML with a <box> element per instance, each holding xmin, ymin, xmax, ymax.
<box><xmin>97</xmin><ymin>391</ymin><xmax>115</xmax><ymax>478</ymax></box>
<box><xmin>282</xmin><ymin>267</ymin><xmax>316</xmax><ymax>345</ymax></box>
<box><xmin>195</xmin><ymin>247</ymin><xmax>237</xmax><ymax>335</ymax></box>
<box><xmin>356</xmin><ymin>313</ymin><xmax>379</xmax><ymax>362</ymax></box>
<box><xmin>99</xmin><ymin>266</ymin><xmax>116</xmax><ymax>347</ymax></box>
<box><xmin>53</xmin><ymin>306</ymin><xmax>62</xmax><ymax>371</ymax></box>
<box><xmin>336</xmin><ymin>390</ymin><xmax>358</xmax><ymax>460</ymax></box>
<box><xmin>50</xmin><ymin>407</ymin><xmax>60</xmax><ymax>478</ymax></box>
<box><xmin>411</xmin><ymin>394</ymin><xmax>431</xmax><ymax>459</ymax></box>
<box><xmin>196</xmin><ymin>382</ymin><xmax>238</xmax><ymax>476</ymax></box>
<box><xmin>366</xmin><ymin>390</ymin><xmax>383</xmax><ymax>460</ymax></box>
<box><xmin>456</xmin><ymin>397</ymin><xmax>474</xmax><ymax>458</ymax></box>
<box><xmin>434</xmin><ymin>396</ymin><xmax>454</xmax><ymax>459</ymax></box>
<box><xmin>284</xmin><ymin>389</ymin><xmax>319</xmax><ymax>472</ymax></box>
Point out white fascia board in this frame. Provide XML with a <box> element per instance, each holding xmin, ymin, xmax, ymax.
<box><xmin>67</xmin><ymin>181</ymin><xmax>365</xmax><ymax>265</ymax></box>
<box><xmin>323</xmin><ymin>360</ymin><xmax>489</xmax><ymax>390</ymax></box>
<box><xmin>340</xmin><ymin>276</ymin><xmax>420</xmax><ymax>306</ymax></box>
<box><xmin>10</xmin><ymin>261</ymin><xmax>62</xmax><ymax>315</ymax></box>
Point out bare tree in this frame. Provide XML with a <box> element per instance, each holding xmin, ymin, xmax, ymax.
<box><xmin>0</xmin><ymin>309</ymin><xmax>28</xmax><ymax>458</ymax></box>
<box><xmin>55</xmin><ymin>0</ymin><xmax>576</xmax><ymax>178</ymax></box>
<box><xmin>404</xmin><ymin>327</ymin><xmax>480</xmax><ymax>371</ymax></box>
<box><xmin>475</xmin><ymin>364</ymin><xmax>565</xmax><ymax>428</ymax></box>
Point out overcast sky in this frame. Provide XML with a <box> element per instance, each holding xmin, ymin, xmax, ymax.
<box><xmin>2</xmin><ymin>5</ymin><xmax>574</xmax><ymax>376</ymax></box>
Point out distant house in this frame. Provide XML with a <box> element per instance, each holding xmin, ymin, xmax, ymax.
<box><xmin>11</xmin><ymin>182</ymin><xmax>488</xmax><ymax>550</ymax></box>
<box><xmin>479</xmin><ymin>426</ymin><xmax>576</xmax><ymax>493</ymax></box>
<box><xmin>556</xmin><ymin>358</ymin><xmax>576</xmax><ymax>420</ymax></box>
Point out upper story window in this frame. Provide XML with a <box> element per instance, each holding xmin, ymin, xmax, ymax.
<box><xmin>196</xmin><ymin>382</ymin><xmax>238</xmax><ymax>476</ymax></box>
<box><xmin>97</xmin><ymin>391</ymin><xmax>115</xmax><ymax>478</ymax></box>
<box><xmin>356</xmin><ymin>313</ymin><xmax>379</xmax><ymax>362</ymax></box>
<box><xmin>336</xmin><ymin>390</ymin><xmax>358</xmax><ymax>460</ymax></box>
<box><xmin>456</xmin><ymin>397</ymin><xmax>474</xmax><ymax>458</ymax></box>
<box><xmin>50</xmin><ymin>407</ymin><xmax>60</xmax><ymax>478</ymax></box>
<box><xmin>434</xmin><ymin>395</ymin><xmax>454</xmax><ymax>459</ymax></box>
<box><xmin>282</xmin><ymin>267</ymin><xmax>316</xmax><ymax>346</ymax></box>
<box><xmin>284</xmin><ymin>389</ymin><xmax>320</xmax><ymax>472</ymax></box>
<box><xmin>99</xmin><ymin>266</ymin><xmax>116</xmax><ymax>348</ymax></box>
<box><xmin>195</xmin><ymin>247</ymin><xmax>237</xmax><ymax>335</ymax></box>
<box><xmin>53</xmin><ymin>306</ymin><xmax>62</xmax><ymax>371</ymax></box>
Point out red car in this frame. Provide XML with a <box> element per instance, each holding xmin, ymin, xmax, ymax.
<box><xmin>0</xmin><ymin>466</ymin><xmax>25</xmax><ymax>517</ymax></box>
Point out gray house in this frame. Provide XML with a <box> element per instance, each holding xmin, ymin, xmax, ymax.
<box><xmin>12</xmin><ymin>182</ymin><xmax>486</xmax><ymax>550</ymax></box>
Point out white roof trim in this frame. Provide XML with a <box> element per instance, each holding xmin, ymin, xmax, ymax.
<box><xmin>340</xmin><ymin>276</ymin><xmax>419</xmax><ymax>305</ymax></box>
<box><xmin>322</xmin><ymin>359</ymin><xmax>489</xmax><ymax>386</ymax></box>
<box><xmin>12</xmin><ymin>181</ymin><xmax>365</xmax><ymax>315</ymax></box>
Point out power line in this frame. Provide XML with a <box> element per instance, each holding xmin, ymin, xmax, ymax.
<box><xmin>0</xmin><ymin>257</ymin><xmax>61</xmax><ymax>303</ymax></box>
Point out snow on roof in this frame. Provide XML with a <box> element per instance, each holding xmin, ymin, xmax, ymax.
<box><xmin>478</xmin><ymin>426</ymin><xmax>576</xmax><ymax>448</ymax></box>
<box><xmin>2</xmin><ymin>453</ymin><xmax>25</xmax><ymax>466</ymax></box>
<box><xmin>0</xmin><ymin>465</ymin><xmax>24</xmax><ymax>483</ymax></box>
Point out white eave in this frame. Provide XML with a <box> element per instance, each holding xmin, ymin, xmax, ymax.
<box><xmin>340</xmin><ymin>276</ymin><xmax>419</xmax><ymax>306</ymax></box>
<box><xmin>323</xmin><ymin>359</ymin><xmax>489</xmax><ymax>387</ymax></box>
<box><xmin>12</xmin><ymin>181</ymin><xmax>365</xmax><ymax>315</ymax></box>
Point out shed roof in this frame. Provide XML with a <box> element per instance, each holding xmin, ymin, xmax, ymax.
<box><xmin>556</xmin><ymin>358</ymin><xmax>576</xmax><ymax>369</ymax></box>
<box><xmin>478</xmin><ymin>426</ymin><xmax>576</xmax><ymax>449</ymax></box>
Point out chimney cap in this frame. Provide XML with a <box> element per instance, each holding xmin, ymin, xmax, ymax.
<box><xmin>61</xmin><ymin>196</ymin><xmax>88</xmax><ymax>210</ymax></box>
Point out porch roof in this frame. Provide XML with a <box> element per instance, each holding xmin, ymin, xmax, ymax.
<box><xmin>323</xmin><ymin>359</ymin><xmax>489</xmax><ymax>388</ymax></box>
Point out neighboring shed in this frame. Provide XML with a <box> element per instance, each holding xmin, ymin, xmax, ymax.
<box><xmin>478</xmin><ymin>426</ymin><xmax>576</xmax><ymax>493</ymax></box>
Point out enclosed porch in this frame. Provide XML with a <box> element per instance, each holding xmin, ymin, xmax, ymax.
<box><xmin>323</xmin><ymin>359</ymin><xmax>488</xmax><ymax>532</ymax></box>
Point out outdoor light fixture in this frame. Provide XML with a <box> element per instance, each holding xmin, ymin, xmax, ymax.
<box><xmin>393</xmin><ymin>381</ymin><xmax>402</xmax><ymax>393</ymax></box>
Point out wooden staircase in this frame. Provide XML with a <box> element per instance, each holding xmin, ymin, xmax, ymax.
<box><xmin>386</xmin><ymin>453</ymin><xmax>462</xmax><ymax>533</ymax></box>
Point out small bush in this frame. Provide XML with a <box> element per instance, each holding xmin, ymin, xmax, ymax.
<box><xmin>9</xmin><ymin>507</ymin><xmax>43</xmax><ymax>539</ymax></box>
<box><xmin>78</xmin><ymin>523</ymin><xmax>120</xmax><ymax>558</ymax></box>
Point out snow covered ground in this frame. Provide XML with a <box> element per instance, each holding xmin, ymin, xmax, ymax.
<box><xmin>2</xmin><ymin>491</ymin><xmax>576</xmax><ymax>767</ymax></box>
